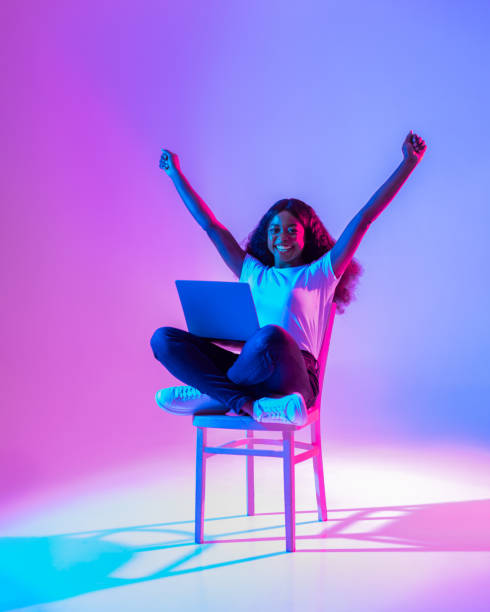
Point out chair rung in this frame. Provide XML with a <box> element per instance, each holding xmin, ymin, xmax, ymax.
<box><xmin>245</xmin><ymin>438</ymin><xmax>313</xmax><ymax>450</ymax></box>
<box><xmin>294</xmin><ymin>447</ymin><xmax>319</xmax><ymax>464</ymax></box>
<box><xmin>211</xmin><ymin>437</ymin><xmax>314</xmax><ymax>451</ymax></box>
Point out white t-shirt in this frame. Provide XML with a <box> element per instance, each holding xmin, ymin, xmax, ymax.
<box><xmin>239</xmin><ymin>250</ymin><xmax>340</xmax><ymax>361</ymax></box>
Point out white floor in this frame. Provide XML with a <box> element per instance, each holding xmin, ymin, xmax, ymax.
<box><xmin>2</xmin><ymin>441</ymin><xmax>490</xmax><ymax>612</ymax></box>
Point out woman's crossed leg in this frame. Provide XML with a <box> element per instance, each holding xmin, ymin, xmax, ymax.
<box><xmin>150</xmin><ymin>324</ymin><xmax>315</xmax><ymax>417</ymax></box>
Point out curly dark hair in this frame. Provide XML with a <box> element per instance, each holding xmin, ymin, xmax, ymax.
<box><xmin>239</xmin><ymin>198</ymin><xmax>364</xmax><ymax>315</ymax></box>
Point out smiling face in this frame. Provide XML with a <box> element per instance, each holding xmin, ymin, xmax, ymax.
<box><xmin>267</xmin><ymin>210</ymin><xmax>306</xmax><ymax>268</ymax></box>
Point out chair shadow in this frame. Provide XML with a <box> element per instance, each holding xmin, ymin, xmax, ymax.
<box><xmin>252</xmin><ymin>498</ymin><xmax>490</xmax><ymax>552</ymax></box>
<box><xmin>2</xmin><ymin>499</ymin><xmax>489</xmax><ymax>609</ymax></box>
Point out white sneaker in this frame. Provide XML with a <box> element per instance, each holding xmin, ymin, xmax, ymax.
<box><xmin>252</xmin><ymin>392</ymin><xmax>308</xmax><ymax>426</ymax></box>
<box><xmin>155</xmin><ymin>386</ymin><xmax>227</xmax><ymax>415</ymax></box>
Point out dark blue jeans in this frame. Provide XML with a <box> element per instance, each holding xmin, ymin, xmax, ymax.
<box><xmin>150</xmin><ymin>324</ymin><xmax>319</xmax><ymax>416</ymax></box>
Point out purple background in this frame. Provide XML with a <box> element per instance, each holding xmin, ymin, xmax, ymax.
<box><xmin>2</xmin><ymin>0</ymin><xmax>489</xmax><ymax>515</ymax></box>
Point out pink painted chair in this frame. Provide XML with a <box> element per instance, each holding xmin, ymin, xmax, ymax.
<box><xmin>192</xmin><ymin>302</ymin><xmax>337</xmax><ymax>552</ymax></box>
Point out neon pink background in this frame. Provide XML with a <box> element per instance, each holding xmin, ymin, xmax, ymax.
<box><xmin>2</xmin><ymin>0</ymin><xmax>489</xmax><ymax>516</ymax></box>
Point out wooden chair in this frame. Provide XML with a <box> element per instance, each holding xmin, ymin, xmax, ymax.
<box><xmin>192</xmin><ymin>303</ymin><xmax>337</xmax><ymax>552</ymax></box>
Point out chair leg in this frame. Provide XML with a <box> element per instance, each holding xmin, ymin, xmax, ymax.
<box><xmin>246</xmin><ymin>430</ymin><xmax>255</xmax><ymax>515</ymax></box>
<box><xmin>311</xmin><ymin>420</ymin><xmax>327</xmax><ymax>521</ymax></box>
<box><xmin>195</xmin><ymin>427</ymin><xmax>207</xmax><ymax>543</ymax></box>
<box><xmin>282</xmin><ymin>431</ymin><xmax>296</xmax><ymax>552</ymax></box>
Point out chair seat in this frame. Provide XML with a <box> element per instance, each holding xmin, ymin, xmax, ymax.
<box><xmin>192</xmin><ymin>408</ymin><xmax>319</xmax><ymax>431</ymax></box>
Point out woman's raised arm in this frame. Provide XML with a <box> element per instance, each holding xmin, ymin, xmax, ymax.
<box><xmin>329</xmin><ymin>131</ymin><xmax>427</xmax><ymax>279</ymax></box>
<box><xmin>159</xmin><ymin>149</ymin><xmax>245</xmax><ymax>277</ymax></box>
<box><xmin>160</xmin><ymin>149</ymin><xmax>218</xmax><ymax>231</ymax></box>
<box><xmin>359</xmin><ymin>131</ymin><xmax>427</xmax><ymax>226</ymax></box>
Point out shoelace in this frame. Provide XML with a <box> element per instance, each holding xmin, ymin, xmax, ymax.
<box><xmin>177</xmin><ymin>386</ymin><xmax>202</xmax><ymax>400</ymax></box>
<box><xmin>260</xmin><ymin>401</ymin><xmax>291</xmax><ymax>422</ymax></box>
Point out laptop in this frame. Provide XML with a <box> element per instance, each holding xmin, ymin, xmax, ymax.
<box><xmin>175</xmin><ymin>280</ymin><xmax>260</xmax><ymax>342</ymax></box>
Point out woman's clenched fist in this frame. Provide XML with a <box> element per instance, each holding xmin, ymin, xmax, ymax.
<box><xmin>159</xmin><ymin>149</ymin><xmax>181</xmax><ymax>177</ymax></box>
<box><xmin>402</xmin><ymin>131</ymin><xmax>427</xmax><ymax>165</ymax></box>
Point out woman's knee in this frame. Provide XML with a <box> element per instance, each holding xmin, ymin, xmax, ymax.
<box><xmin>257</xmin><ymin>324</ymin><xmax>291</xmax><ymax>348</ymax></box>
<box><xmin>150</xmin><ymin>326</ymin><xmax>180</xmax><ymax>356</ymax></box>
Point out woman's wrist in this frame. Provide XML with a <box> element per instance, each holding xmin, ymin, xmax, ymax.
<box><xmin>170</xmin><ymin>167</ymin><xmax>184</xmax><ymax>182</ymax></box>
<box><xmin>402</xmin><ymin>156</ymin><xmax>419</xmax><ymax>170</ymax></box>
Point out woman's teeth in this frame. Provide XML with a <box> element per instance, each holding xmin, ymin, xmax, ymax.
<box><xmin>276</xmin><ymin>246</ymin><xmax>292</xmax><ymax>252</ymax></box>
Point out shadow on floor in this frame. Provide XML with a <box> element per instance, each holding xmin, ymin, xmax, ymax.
<box><xmin>1</xmin><ymin>499</ymin><xmax>489</xmax><ymax>609</ymax></box>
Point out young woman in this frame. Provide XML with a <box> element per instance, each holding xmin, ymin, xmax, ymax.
<box><xmin>150</xmin><ymin>131</ymin><xmax>427</xmax><ymax>425</ymax></box>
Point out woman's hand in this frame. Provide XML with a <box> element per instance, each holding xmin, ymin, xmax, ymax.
<box><xmin>159</xmin><ymin>149</ymin><xmax>182</xmax><ymax>177</ymax></box>
<box><xmin>402</xmin><ymin>130</ymin><xmax>427</xmax><ymax>165</ymax></box>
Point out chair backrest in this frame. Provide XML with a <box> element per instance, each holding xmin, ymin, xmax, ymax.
<box><xmin>310</xmin><ymin>301</ymin><xmax>337</xmax><ymax>412</ymax></box>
